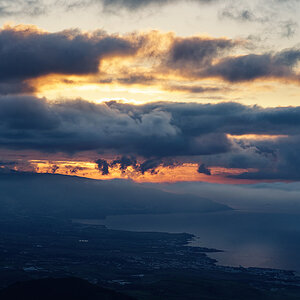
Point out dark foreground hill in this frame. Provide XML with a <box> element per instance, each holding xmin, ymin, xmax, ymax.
<box><xmin>0</xmin><ymin>278</ymin><xmax>136</xmax><ymax>300</ymax></box>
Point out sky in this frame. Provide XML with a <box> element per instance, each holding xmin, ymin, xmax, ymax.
<box><xmin>1</xmin><ymin>0</ymin><xmax>300</xmax><ymax>183</ymax></box>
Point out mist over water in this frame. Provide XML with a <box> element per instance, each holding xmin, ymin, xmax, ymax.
<box><xmin>97</xmin><ymin>211</ymin><xmax>300</xmax><ymax>272</ymax></box>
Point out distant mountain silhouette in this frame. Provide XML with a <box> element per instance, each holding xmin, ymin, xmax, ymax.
<box><xmin>0</xmin><ymin>277</ymin><xmax>136</xmax><ymax>300</ymax></box>
<box><xmin>0</xmin><ymin>172</ymin><xmax>230</xmax><ymax>219</ymax></box>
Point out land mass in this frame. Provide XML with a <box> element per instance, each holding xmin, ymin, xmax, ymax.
<box><xmin>0</xmin><ymin>277</ymin><xmax>136</xmax><ymax>300</ymax></box>
<box><xmin>1</xmin><ymin>173</ymin><xmax>299</xmax><ymax>299</ymax></box>
<box><xmin>0</xmin><ymin>216</ymin><xmax>300</xmax><ymax>300</ymax></box>
<box><xmin>0</xmin><ymin>172</ymin><xmax>230</xmax><ymax>218</ymax></box>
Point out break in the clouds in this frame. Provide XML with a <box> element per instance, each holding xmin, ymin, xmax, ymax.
<box><xmin>1</xmin><ymin>96</ymin><xmax>300</xmax><ymax>180</ymax></box>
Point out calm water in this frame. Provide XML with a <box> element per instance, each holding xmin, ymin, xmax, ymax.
<box><xmin>89</xmin><ymin>211</ymin><xmax>300</xmax><ymax>272</ymax></box>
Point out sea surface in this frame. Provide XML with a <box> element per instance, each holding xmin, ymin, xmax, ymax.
<box><xmin>79</xmin><ymin>211</ymin><xmax>300</xmax><ymax>272</ymax></box>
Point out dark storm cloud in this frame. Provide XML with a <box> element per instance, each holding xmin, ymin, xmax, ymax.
<box><xmin>0</xmin><ymin>80</ymin><xmax>34</xmax><ymax>95</ymax></box>
<box><xmin>95</xmin><ymin>159</ymin><xmax>110</xmax><ymax>175</ymax></box>
<box><xmin>197</xmin><ymin>133</ymin><xmax>300</xmax><ymax>181</ymax></box>
<box><xmin>201</xmin><ymin>49</ymin><xmax>300</xmax><ymax>82</ymax></box>
<box><xmin>165</xmin><ymin>37</ymin><xmax>235</xmax><ymax>71</ymax></box>
<box><xmin>162</xmin><ymin>43</ymin><xmax>300</xmax><ymax>82</ymax></box>
<box><xmin>96</xmin><ymin>156</ymin><xmax>177</xmax><ymax>175</ymax></box>
<box><xmin>229</xmin><ymin>135</ymin><xmax>300</xmax><ymax>180</ymax></box>
<box><xmin>156</xmin><ymin>35</ymin><xmax>300</xmax><ymax>83</ymax></box>
<box><xmin>0</xmin><ymin>96</ymin><xmax>299</xmax><ymax>153</ymax></box>
<box><xmin>197</xmin><ymin>163</ymin><xmax>211</xmax><ymax>175</ymax></box>
<box><xmin>111</xmin><ymin>156</ymin><xmax>137</xmax><ymax>171</ymax></box>
<box><xmin>137</xmin><ymin>158</ymin><xmax>162</xmax><ymax>174</ymax></box>
<box><xmin>0</xmin><ymin>26</ymin><xmax>139</xmax><ymax>81</ymax></box>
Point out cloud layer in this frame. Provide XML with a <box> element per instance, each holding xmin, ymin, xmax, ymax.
<box><xmin>0</xmin><ymin>22</ymin><xmax>299</xmax><ymax>182</ymax></box>
<box><xmin>0</xmin><ymin>25</ymin><xmax>300</xmax><ymax>94</ymax></box>
<box><xmin>1</xmin><ymin>96</ymin><xmax>300</xmax><ymax>180</ymax></box>
<box><xmin>0</xmin><ymin>25</ymin><xmax>299</xmax><ymax>98</ymax></box>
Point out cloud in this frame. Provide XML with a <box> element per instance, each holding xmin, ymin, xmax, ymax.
<box><xmin>0</xmin><ymin>25</ymin><xmax>139</xmax><ymax>83</ymax></box>
<box><xmin>65</xmin><ymin>165</ymin><xmax>87</xmax><ymax>174</ymax></box>
<box><xmin>116</xmin><ymin>74</ymin><xmax>157</xmax><ymax>85</ymax></box>
<box><xmin>0</xmin><ymin>25</ymin><xmax>299</xmax><ymax>92</ymax></box>
<box><xmin>219</xmin><ymin>3</ymin><xmax>269</xmax><ymax>24</ymax></box>
<box><xmin>0</xmin><ymin>80</ymin><xmax>34</xmax><ymax>95</ymax></box>
<box><xmin>94</xmin><ymin>0</ymin><xmax>218</xmax><ymax>11</ymax></box>
<box><xmin>219</xmin><ymin>0</ymin><xmax>299</xmax><ymax>39</ymax></box>
<box><xmin>201</xmin><ymin>49</ymin><xmax>300</xmax><ymax>82</ymax></box>
<box><xmin>228</xmin><ymin>135</ymin><xmax>300</xmax><ymax>180</ymax></box>
<box><xmin>0</xmin><ymin>159</ymin><xmax>37</xmax><ymax>173</ymax></box>
<box><xmin>96</xmin><ymin>156</ymin><xmax>177</xmax><ymax>175</ymax></box>
<box><xmin>164</xmin><ymin>84</ymin><xmax>223</xmax><ymax>94</ymax></box>
<box><xmin>137</xmin><ymin>158</ymin><xmax>167</xmax><ymax>174</ymax></box>
<box><xmin>50</xmin><ymin>164</ymin><xmax>60</xmax><ymax>174</ymax></box>
<box><xmin>198</xmin><ymin>163</ymin><xmax>211</xmax><ymax>175</ymax></box>
<box><xmin>1</xmin><ymin>95</ymin><xmax>300</xmax><ymax>181</ymax></box>
<box><xmin>0</xmin><ymin>24</ymin><xmax>147</xmax><ymax>95</ymax></box>
<box><xmin>111</xmin><ymin>156</ymin><xmax>137</xmax><ymax>172</ymax></box>
<box><xmin>164</xmin><ymin>36</ymin><xmax>235</xmax><ymax>71</ymax></box>
<box><xmin>160</xmin><ymin>43</ymin><xmax>300</xmax><ymax>83</ymax></box>
<box><xmin>95</xmin><ymin>159</ymin><xmax>110</xmax><ymax>175</ymax></box>
<box><xmin>1</xmin><ymin>96</ymin><xmax>300</xmax><ymax>180</ymax></box>
<box><xmin>0</xmin><ymin>0</ymin><xmax>47</xmax><ymax>17</ymax></box>
<box><xmin>161</xmin><ymin>180</ymin><xmax>300</xmax><ymax>213</ymax></box>
<box><xmin>1</xmin><ymin>97</ymin><xmax>300</xmax><ymax>157</ymax></box>
<box><xmin>148</xmin><ymin>34</ymin><xmax>300</xmax><ymax>84</ymax></box>
<box><xmin>280</xmin><ymin>20</ymin><xmax>298</xmax><ymax>38</ymax></box>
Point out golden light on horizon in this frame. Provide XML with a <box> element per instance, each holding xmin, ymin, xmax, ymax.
<box><xmin>227</xmin><ymin>134</ymin><xmax>289</xmax><ymax>141</ymax></box>
<box><xmin>29</xmin><ymin>159</ymin><xmax>259</xmax><ymax>184</ymax></box>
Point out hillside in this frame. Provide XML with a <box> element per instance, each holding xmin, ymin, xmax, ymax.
<box><xmin>0</xmin><ymin>172</ymin><xmax>230</xmax><ymax>219</ymax></box>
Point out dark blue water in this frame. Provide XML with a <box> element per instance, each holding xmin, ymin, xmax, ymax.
<box><xmin>97</xmin><ymin>211</ymin><xmax>300</xmax><ymax>272</ymax></box>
